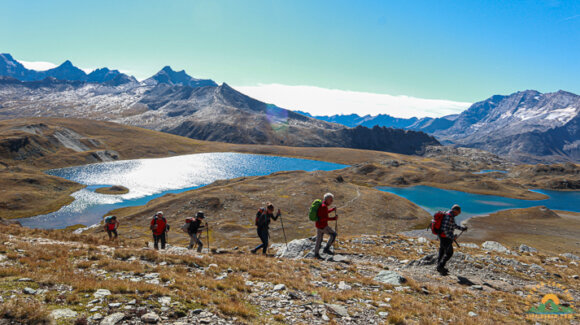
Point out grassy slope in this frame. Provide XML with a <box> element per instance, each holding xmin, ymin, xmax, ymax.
<box><xmin>1</xmin><ymin>225</ymin><xmax>578</xmax><ymax>324</ymax></box>
<box><xmin>464</xmin><ymin>207</ymin><xmax>580</xmax><ymax>255</ymax></box>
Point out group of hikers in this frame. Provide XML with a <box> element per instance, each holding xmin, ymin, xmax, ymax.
<box><xmin>103</xmin><ymin>192</ymin><xmax>467</xmax><ymax>275</ymax></box>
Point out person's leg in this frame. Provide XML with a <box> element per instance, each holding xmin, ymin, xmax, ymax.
<box><xmin>107</xmin><ymin>230</ymin><xmax>112</xmax><ymax>240</ymax></box>
<box><xmin>437</xmin><ymin>237</ymin><xmax>446</xmax><ymax>266</ymax></box>
<box><xmin>112</xmin><ymin>230</ymin><xmax>118</xmax><ymax>239</ymax></box>
<box><xmin>323</xmin><ymin>226</ymin><xmax>337</xmax><ymax>252</ymax></box>
<box><xmin>252</xmin><ymin>228</ymin><xmax>264</xmax><ymax>253</ymax></box>
<box><xmin>314</xmin><ymin>228</ymin><xmax>324</xmax><ymax>256</ymax></box>
<box><xmin>153</xmin><ymin>234</ymin><xmax>159</xmax><ymax>250</ymax></box>
<box><xmin>188</xmin><ymin>233</ymin><xmax>196</xmax><ymax>249</ymax></box>
<box><xmin>442</xmin><ymin>238</ymin><xmax>454</xmax><ymax>267</ymax></box>
<box><xmin>195</xmin><ymin>233</ymin><xmax>204</xmax><ymax>253</ymax></box>
<box><xmin>160</xmin><ymin>233</ymin><xmax>166</xmax><ymax>249</ymax></box>
<box><xmin>260</xmin><ymin>228</ymin><xmax>269</xmax><ymax>254</ymax></box>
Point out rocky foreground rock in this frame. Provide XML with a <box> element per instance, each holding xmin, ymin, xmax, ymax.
<box><xmin>0</xmin><ymin>227</ymin><xmax>578</xmax><ymax>324</ymax></box>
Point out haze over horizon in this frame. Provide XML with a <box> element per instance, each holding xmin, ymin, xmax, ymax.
<box><xmin>2</xmin><ymin>0</ymin><xmax>579</xmax><ymax>117</ymax></box>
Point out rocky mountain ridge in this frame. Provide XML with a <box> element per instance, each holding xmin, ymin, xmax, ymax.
<box><xmin>0</xmin><ymin>54</ymin><xmax>439</xmax><ymax>155</ymax></box>
<box><xmin>302</xmin><ymin>90</ymin><xmax>580</xmax><ymax>163</ymax></box>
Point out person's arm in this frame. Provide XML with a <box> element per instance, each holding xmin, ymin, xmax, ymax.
<box><xmin>114</xmin><ymin>220</ymin><xmax>119</xmax><ymax>229</ymax></box>
<box><xmin>271</xmin><ymin>209</ymin><xmax>281</xmax><ymax>221</ymax></box>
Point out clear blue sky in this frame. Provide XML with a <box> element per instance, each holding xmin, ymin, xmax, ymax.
<box><xmin>1</xmin><ymin>0</ymin><xmax>579</xmax><ymax>102</ymax></box>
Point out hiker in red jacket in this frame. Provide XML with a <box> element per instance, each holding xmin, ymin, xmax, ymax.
<box><xmin>150</xmin><ymin>211</ymin><xmax>169</xmax><ymax>250</ymax></box>
<box><xmin>314</xmin><ymin>193</ymin><xmax>338</xmax><ymax>259</ymax></box>
<box><xmin>104</xmin><ymin>216</ymin><xmax>119</xmax><ymax>241</ymax></box>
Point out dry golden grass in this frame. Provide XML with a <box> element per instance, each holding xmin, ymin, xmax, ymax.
<box><xmin>0</xmin><ymin>297</ymin><xmax>51</xmax><ymax>324</ymax></box>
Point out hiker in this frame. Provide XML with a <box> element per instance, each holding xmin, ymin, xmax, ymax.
<box><xmin>150</xmin><ymin>211</ymin><xmax>170</xmax><ymax>250</ymax></box>
<box><xmin>437</xmin><ymin>204</ymin><xmax>467</xmax><ymax>275</ymax></box>
<box><xmin>187</xmin><ymin>211</ymin><xmax>206</xmax><ymax>252</ymax></box>
<box><xmin>251</xmin><ymin>203</ymin><xmax>280</xmax><ymax>255</ymax></box>
<box><xmin>104</xmin><ymin>216</ymin><xmax>119</xmax><ymax>240</ymax></box>
<box><xmin>314</xmin><ymin>193</ymin><xmax>338</xmax><ymax>259</ymax></box>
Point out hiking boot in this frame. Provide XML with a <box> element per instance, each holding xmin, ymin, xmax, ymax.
<box><xmin>313</xmin><ymin>254</ymin><xmax>323</xmax><ymax>260</ymax></box>
<box><xmin>436</xmin><ymin>265</ymin><xmax>448</xmax><ymax>276</ymax></box>
<box><xmin>250</xmin><ymin>248</ymin><xmax>257</xmax><ymax>254</ymax></box>
<box><xmin>323</xmin><ymin>248</ymin><xmax>335</xmax><ymax>255</ymax></box>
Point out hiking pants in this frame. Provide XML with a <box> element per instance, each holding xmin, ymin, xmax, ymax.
<box><xmin>438</xmin><ymin>236</ymin><xmax>454</xmax><ymax>267</ymax></box>
<box><xmin>315</xmin><ymin>226</ymin><xmax>337</xmax><ymax>254</ymax></box>
<box><xmin>188</xmin><ymin>232</ymin><xmax>203</xmax><ymax>252</ymax></box>
<box><xmin>107</xmin><ymin>229</ymin><xmax>118</xmax><ymax>239</ymax></box>
<box><xmin>153</xmin><ymin>233</ymin><xmax>166</xmax><ymax>250</ymax></box>
<box><xmin>253</xmin><ymin>227</ymin><xmax>269</xmax><ymax>254</ymax></box>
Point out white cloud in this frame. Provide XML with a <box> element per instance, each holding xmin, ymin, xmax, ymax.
<box><xmin>18</xmin><ymin>60</ymin><xmax>57</xmax><ymax>71</ymax></box>
<box><xmin>233</xmin><ymin>84</ymin><xmax>472</xmax><ymax>118</ymax></box>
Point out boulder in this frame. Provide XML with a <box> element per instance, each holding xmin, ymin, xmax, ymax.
<box><xmin>562</xmin><ymin>253</ymin><xmax>580</xmax><ymax>261</ymax></box>
<box><xmin>519</xmin><ymin>244</ymin><xmax>537</xmax><ymax>253</ymax></box>
<box><xmin>275</xmin><ymin>238</ymin><xmax>316</xmax><ymax>259</ymax></box>
<box><xmin>325</xmin><ymin>304</ymin><xmax>349</xmax><ymax>317</ymax></box>
<box><xmin>141</xmin><ymin>312</ymin><xmax>161</xmax><ymax>324</ymax></box>
<box><xmin>482</xmin><ymin>241</ymin><xmax>509</xmax><ymax>253</ymax></box>
<box><xmin>374</xmin><ymin>271</ymin><xmax>406</xmax><ymax>285</ymax></box>
<box><xmin>50</xmin><ymin>309</ymin><xmax>78</xmax><ymax>320</ymax></box>
<box><xmin>100</xmin><ymin>312</ymin><xmax>125</xmax><ymax>325</ymax></box>
<box><xmin>93</xmin><ymin>288</ymin><xmax>111</xmax><ymax>298</ymax></box>
<box><xmin>273</xmin><ymin>284</ymin><xmax>286</xmax><ymax>291</ymax></box>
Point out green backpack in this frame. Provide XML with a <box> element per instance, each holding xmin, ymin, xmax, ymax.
<box><xmin>309</xmin><ymin>199</ymin><xmax>322</xmax><ymax>222</ymax></box>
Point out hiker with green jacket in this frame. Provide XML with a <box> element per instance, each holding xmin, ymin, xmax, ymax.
<box><xmin>437</xmin><ymin>204</ymin><xmax>467</xmax><ymax>275</ymax></box>
<box><xmin>251</xmin><ymin>203</ymin><xmax>280</xmax><ymax>255</ymax></box>
<box><xmin>314</xmin><ymin>193</ymin><xmax>338</xmax><ymax>259</ymax></box>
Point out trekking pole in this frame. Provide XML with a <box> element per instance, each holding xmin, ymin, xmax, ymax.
<box><xmin>206</xmin><ymin>222</ymin><xmax>210</xmax><ymax>253</ymax></box>
<box><xmin>334</xmin><ymin>209</ymin><xmax>338</xmax><ymax>234</ymax></box>
<box><xmin>279</xmin><ymin>211</ymin><xmax>288</xmax><ymax>249</ymax></box>
<box><xmin>454</xmin><ymin>230</ymin><xmax>464</xmax><ymax>248</ymax></box>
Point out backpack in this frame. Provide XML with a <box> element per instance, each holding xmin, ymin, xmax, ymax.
<box><xmin>309</xmin><ymin>199</ymin><xmax>322</xmax><ymax>222</ymax></box>
<box><xmin>104</xmin><ymin>216</ymin><xmax>113</xmax><ymax>224</ymax></box>
<box><xmin>430</xmin><ymin>211</ymin><xmax>446</xmax><ymax>235</ymax></box>
<box><xmin>255</xmin><ymin>208</ymin><xmax>265</xmax><ymax>227</ymax></box>
<box><xmin>181</xmin><ymin>217</ymin><xmax>194</xmax><ymax>233</ymax></box>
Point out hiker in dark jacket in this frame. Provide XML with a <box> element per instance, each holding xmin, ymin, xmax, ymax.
<box><xmin>314</xmin><ymin>193</ymin><xmax>338</xmax><ymax>259</ymax></box>
<box><xmin>187</xmin><ymin>211</ymin><xmax>206</xmax><ymax>252</ymax></box>
<box><xmin>437</xmin><ymin>204</ymin><xmax>467</xmax><ymax>275</ymax></box>
<box><xmin>150</xmin><ymin>211</ymin><xmax>170</xmax><ymax>250</ymax></box>
<box><xmin>251</xmin><ymin>203</ymin><xmax>280</xmax><ymax>255</ymax></box>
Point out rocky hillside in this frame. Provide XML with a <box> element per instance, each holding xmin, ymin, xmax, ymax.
<box><xmin>1</xmin><ymin>223</ymin><xmax>578</xmax><ymax>324</ymax></box>
<box><xmin>0</xmin><ymin>54</ymin><xmax>439</xmax><ymax>155</ymax></box>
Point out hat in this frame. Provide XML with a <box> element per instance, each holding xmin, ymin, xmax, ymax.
<box><xmin>156</xmin><ymin>211</ymin><xmax>164</xmax><ymax>216</ymax></box>
<box><xmin>196</xmin><ymin>211</ymin><xmax>205</xmax><ymax>219</ymax></box>
<box><xmin>451</xmin><ymin>204</ymin><xmax>461</xmax><ymax>211</ymax></box>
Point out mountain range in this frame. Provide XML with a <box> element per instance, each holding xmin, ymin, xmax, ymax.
<box><xmin>0</xmin><ymin>53</ymin><xmax>438</xmax><ymax>155</ymax></box>
<box><xmin>301</xmin><ymin>91</ymin><xmax>580</xmax><ymax>163</ymax></box>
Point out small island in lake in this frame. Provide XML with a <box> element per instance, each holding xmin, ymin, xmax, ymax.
<box><xmin>95</xmin><ymin>185</ymin><xmax>129</xmax><ymax>195</ymax></box>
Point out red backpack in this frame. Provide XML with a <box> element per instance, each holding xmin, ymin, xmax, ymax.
<box><xmin>430</xmin><ymin>211</ymin><xmax>446</xmax><ymax>235</ymax></box>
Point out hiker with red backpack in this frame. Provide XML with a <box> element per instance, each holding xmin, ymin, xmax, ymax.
<box><xmin>150</xmin><ymin>211</ymin><xmax>170</xmax><ymax>250</ymax></box>
<box><xmin>312</xmin><ymin>193</ymin><xmax>338</xmax><ymax>259</ymax></box>
<box><xmin>431</xmin><ymin>204</ymin><xmax>467</xmax><ymax>275</ymax></box>
<box><xmin>251</xmin><ymin>203</ymin><xmax>280</xmax><ymax>255</ymax></box>
<box><xmin>186</xmin><ymin>211</ymin><xmax>206</xmax><ymax>252</ymax></box>
<box><xmin>104</xmin><ymin>216</ymin><xmax>119</xmax><ymax>241</ymax></box>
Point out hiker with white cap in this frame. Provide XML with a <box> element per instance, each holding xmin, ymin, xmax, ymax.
<box><xmin>150</xmin><ymin>211</ymin><xmax>170</xmax><ymax>250</ymax></box>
